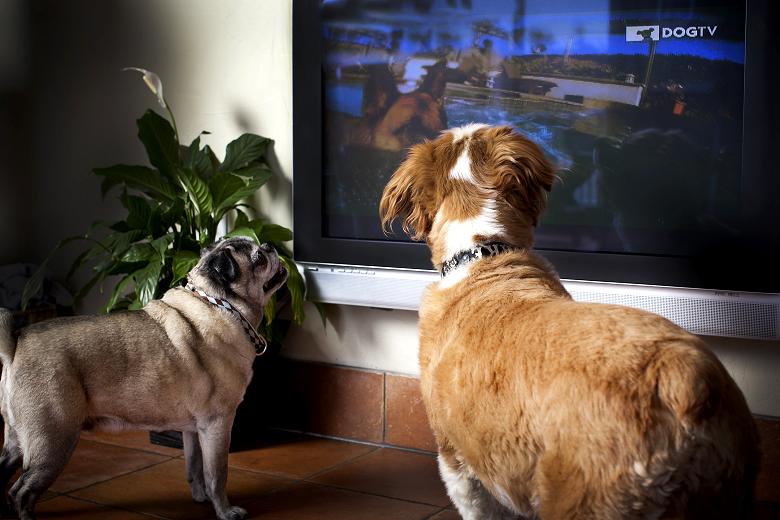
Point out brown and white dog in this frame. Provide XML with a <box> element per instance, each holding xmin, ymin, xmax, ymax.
<box><xmin>379</xmin><ymin>125</ymin><xmax>759</xmax><ymax>519</ymax></box>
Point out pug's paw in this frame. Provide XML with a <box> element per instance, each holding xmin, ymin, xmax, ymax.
<box><xmin>222</xmin><ymin>506</ymin><xmax>248</xmax><ymax>520</ymax></box>
<box><xmin>191</xmin><ymin>487</ymin><xmax>207</xmax><ymax>503</ymax></box>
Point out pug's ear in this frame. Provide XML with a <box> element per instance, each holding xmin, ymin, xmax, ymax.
<box><xmin>208</xmin><ymin>250</ymin><xmax>238</xmax><ymax>284</ymax></box>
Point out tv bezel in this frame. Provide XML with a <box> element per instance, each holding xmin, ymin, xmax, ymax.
<box><xmin>293</xmin><ymin>0</ymin><xmax>779</xmax><ymax>295</ymax></box>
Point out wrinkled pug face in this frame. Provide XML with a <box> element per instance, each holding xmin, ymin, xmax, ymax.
<box><xmin>188</xmin><ymin>237</ymin><xmax>288</xmax><ymax>313</ymax></box>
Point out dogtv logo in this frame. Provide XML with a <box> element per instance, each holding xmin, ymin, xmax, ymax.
<box><xmin>626</xmin><ymin>25</ymin><xmax>718</xmax><ymax>42</ymax></box>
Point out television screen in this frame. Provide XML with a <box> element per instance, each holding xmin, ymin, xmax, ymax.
<box><xmin>319</xmin><ymin>0</ymin><xmax>760</xmax><ymax>261</ymax></box>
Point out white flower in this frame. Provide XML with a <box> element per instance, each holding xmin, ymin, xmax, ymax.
<box><xmin>122</xmin><ymin>67</ymin><xmax>166</xmax><ymax>109</ymax></box>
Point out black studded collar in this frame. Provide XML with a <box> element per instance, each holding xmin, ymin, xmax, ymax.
<box><xmin>440</xmin><ymin>242</ymin><xmax>516</xmax><ymax>278</ymax></box>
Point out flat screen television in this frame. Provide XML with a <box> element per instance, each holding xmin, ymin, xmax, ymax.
<box><xmin>293</xmin><ymin>0</ymin><xmax>780</xmax><ymax>340</ymax></box>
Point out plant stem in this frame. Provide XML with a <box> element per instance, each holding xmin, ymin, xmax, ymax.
<box><xmin>163</xmin><ymin>97</ymin><xmax>180</xmax><ymax>145</ymax></box>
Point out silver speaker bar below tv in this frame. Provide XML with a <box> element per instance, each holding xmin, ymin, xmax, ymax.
<box><xmin>299</xmin><ymin>262</ymin><xmax>780</xmax><ymax>340</ymax></box>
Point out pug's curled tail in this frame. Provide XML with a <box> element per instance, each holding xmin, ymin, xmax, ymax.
<box><xmin>0</xmin><ymin>308</ymin><xmax>15</xmax><ymax>366</ymax></box>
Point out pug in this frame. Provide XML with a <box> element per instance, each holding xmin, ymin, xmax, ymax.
<box><xmin>0</xmin><ymin>237</ymin><xmax>288</xmax><ymax>520</ymax></box>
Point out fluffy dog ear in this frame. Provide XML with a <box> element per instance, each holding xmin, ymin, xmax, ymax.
<box><xmin>486</xmin><ymin>126</ymin><xmax>556</xmax><ymax>226</ymax></box>
<box><xmin>379</xmin><ymin>141</ymin><xmax>436</xmax><ymax>241</ymax></box>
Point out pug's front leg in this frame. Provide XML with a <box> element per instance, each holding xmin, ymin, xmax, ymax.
<box><xmin>183</xmin><ymin>431</ymin><xmax>207</xmax><ymax>503</ymax></box>
<box><xmin>198</xmin><ymin>416</ymin><xmax>246</xmax><ymax>520</ymax></box>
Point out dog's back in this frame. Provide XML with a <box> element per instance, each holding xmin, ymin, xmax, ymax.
<box><xmin>4</xmin><ymin>304</ymin><xmax>244</xmax><ymax>432</ymax></box>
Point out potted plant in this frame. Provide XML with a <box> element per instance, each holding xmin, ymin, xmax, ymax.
<box><xmin>22</xmin><ymin>69</ymin><xmax>307</xmax><ymax>447</ymax></box>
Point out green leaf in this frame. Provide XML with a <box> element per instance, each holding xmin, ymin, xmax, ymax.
<box><xmin>122</xmin><ymin>243</ymin><xmax>155</xmax><ymax>263</ymax></box>
<box><xmin>182</xmin><ymin>134</ymin><xmax>217</xmax><ymax>180</ymax></box>
<box><xmin>211</xmin><ymin>174</ymin><xmax>269</xmax><ymax>219</ymax></box>
<box><xmin>133</xmin><ymin>260</ymin><xmax>163</xmax><ymax>307</ymax></box>
<box><xmin>105</xmin><ymin>275</ymin><xmax>134</xmax><ymax>313</ymax></box>
<box><xmin>181</xmin><ymin>136</ymin><xmax>200</xmax><ymax>166</ymax></box>
<box><xmin>220</xmin><ymin>134</ymin><xmax>272</xmax><ymax>173</ymax></box>
<box><xmin>21</xmin><ymin>260</ymin><xmax>49</xmax><ymax>310</ymax></box>
<box><xmin>66</xmin><ymin>247</ymin><xmax>95</xmax><ymax>280</ymax></box>
<box><xmin>203</xmin><ymin>145</ymin><xmax>221</xmax><ymax>173</ymax></box>
<box><xmin>112</xmin><ymin>295</ymin><xmax>134</xmax><ymax>311</ymax></box>
<box><xmin>137</xmin><ymin>110</ymin><xmax>180</xmax><ymax>179</ymax></box>
<box><xmin>147</xmin><ymin>206</ymin><xmax>166</xmax><ymax>236</ymax></box>
<box><xmin>107</xmin><ymin>261</ymin><xmax>147</xmax><ymax>275</ymax></box>
<box><xmin>279</xmin><ymin>256</ymin><xmax>305</xmax><ymax>324</ymax></box>
<box><xmin>172</xmin><ymin>250</ymin><xmax>199</xmax><ymax>286</ymax></box>
<box><xmin>233</xmin><ymin>209</ymin><xmax>249</xmax><ymax>229</ymax></box>
<box><xmin>161</xmin><ymin>197</ymin><xmax>186</xmax><ymax>227</ymax></box>
<box><xmin>177</xmin><ymin>167</ymin><xmax>213</xmax><ymax>216</ymax></box>
<box><xmin>199</xmin><ymin>213</ymin><xmax>217</xmax><ymax>246</ymax></box>
<box><xmin>72</xmin><ymin>270</ymin><xmax>108</xmax><ymax>306</ymax></box>
<box><xmin>90</xmin><ymin>255</ymin><xmax>117</xmax><ymax>276</ymax></box>
<box><xmin>234</xmin><ymin>163</ymin><xmax>274</xmax><ymax>182</ymax></box>
<box><xmin>94</xmin><ymin>164</ymin><xmax>177</xmax><ymax>202</ymax></box>
<box><xmin>109</xmin><ymin>220</ymin><xmax>132</xmax><ymax>233</ymax></box>
<box><xmin>264</xmin><ymin>293</ymin><xmax>277</xmax><ymax>326</ymax></box>
<box><xmin>65</xmin><ymin>228</ymin><xmax>121</xmax><ymax>281</ymax></box>
<box><xmin>102</xmin><ymin>230</ymin><xmax>144</xmax><ymax>261</ymax></box>
<box><xmin>178</xmin><ymin>235</ymin><xmax>202</xmax><ymax>254</ymax></box>
<box><xmin>21</xmin><ymin>236</ymin><xmax>86</xmax><ymax>310</ymax></box>
<box><xmin>257</xmin><ymin>224</ymin><xmax>292</xmax><ymax>243</ymax></box>
<box><xmin>209</xmin><ymin>173</ymin><xmax>249</xmax><ymax>214</ymax></box>
<box><xmin>225</xmin><ymin>227</ymin><xmax>260</xmax><ymax>243</ymax></box>
<box><xmin>121</xmin><ymin>194</ymin><xmax>152</xmax><ymax>230</ymax></box>
<box><xmin>150</xmin><ymin>235</ymin><xmax>172</xmax><ymax>258</ymax></box>
<box><xmin>268</xmin><ymin>318</ymin><xmax>291</xmax><ymax>345</ymax></box>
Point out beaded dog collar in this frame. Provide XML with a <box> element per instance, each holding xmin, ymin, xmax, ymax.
<box><xmin>184</xmin><ymin>282</ymin><xmax>268</xmax><ymax>356</ymax></box>
<box><xmin>440</xmin><ymin>242</ymin><xmax>516</xmax><ymax>278</ymax></box>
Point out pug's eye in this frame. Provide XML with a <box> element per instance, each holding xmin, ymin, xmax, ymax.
<box><xmin>251</xmin><ymin>251</ymin><xmax>267</xmax><ymax>269</ymax></box>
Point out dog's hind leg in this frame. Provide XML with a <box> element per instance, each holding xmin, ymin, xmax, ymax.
<box><xmin>438</xmin><ymin>450</ymin><xmax>519</xmax><ymax>520</ymax></box>
<box><xmin>536</xmin><ymin>449</ymin><xmax>612</xmax><ymax>520</ymax></box>
<box><xmin>183</xmin><ymin>430</ymin><xmax>207</xmax><ymax>503</ymax></box>
<box><xmin>9</xmin><ymin>428</ymin><xmax>80</xmax><ymax>520</ymax></box>
<box><xmin>0</xmin><ymin>423</ymin><xmax>22</xmax><ymax>515</ymax></box>
<box><xmin>197</xmin><ymin>414</ymin><xmax>246</xmax><ymax>520</ymax></box>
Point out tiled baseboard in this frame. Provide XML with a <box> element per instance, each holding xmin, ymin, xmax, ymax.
<box><xmin>249</xmin><ymin>358</ymin><xmax>780</xmax><ymax>504</ymax></box>
<box><xmin>250</xmin><ymin>359</ymin><xmax>435</xmax><ymax>452</ymax></box>
<box><xmin>756</xmin><ymin>416</ymin><xmax>780</xmax><ymax>503</ymax></box>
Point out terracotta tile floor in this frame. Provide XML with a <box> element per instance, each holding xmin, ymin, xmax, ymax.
<box><xmin>11</xmin><ymin>429</ymin><xmax>456</xmax><ymax>519</ymax></box>
<box><xmin>4</xmin><ymin>429</ymin><xmax>779</xmax><ymax>519</ymax></box>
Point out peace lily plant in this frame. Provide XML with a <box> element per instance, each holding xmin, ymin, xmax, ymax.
<box><xmin>23</xmin><ymin>68</ymin><xmax>305</xmax><ymax>345</ymax></box>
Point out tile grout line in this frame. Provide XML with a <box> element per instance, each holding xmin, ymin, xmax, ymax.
<box><xmin>60</xmin><ymin>457</ymin><xmax>175</xmax><ymax>496</ymax></box>
<box><xmin>228</xmin><ymin>479</ymin><xmax>300</xmax><ymax>515</ymax></box>
<box><xmin>383</xmin><ymin>371</ymin><xmax>388</xmax><ymax>445</ymax></box>
<box><xmin>81</xmin><ymin>436</ymin><xmax>181</xmax><ymax>458</ymax></box>
<box><xmin>423</xmin><ymin>507</ymin><xmax>450</xmax><ymax>519</ymax></box>
<box><xmin>265</xmin><ymin>426</ymin><xmax>437</xmax><ymax>456</ymax></box>
<box><xmin>224</xmin><ymin>434</ymin><xmax>379</xmax><ymax>480</ymax></box>
<box><xmin>297</xmin><ymin>479</ymin><xmax>452</xmax><ymax>511</ymax></box>
<box><xmin>55</xmin><ymin>494</ymin><xmax>170</xmax><ymax>519</ymax></box>
<box><xmin>299</xmin><ymin>446</ymin><xmax>380</xmax><ymax>480</ymax></box>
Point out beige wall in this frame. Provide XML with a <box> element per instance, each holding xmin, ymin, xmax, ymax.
<box><xmin>3</xmin><ymin>0</ymin><xmax>779</xmax><ymax>416</ymax></box>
